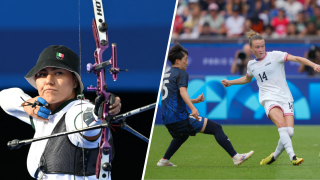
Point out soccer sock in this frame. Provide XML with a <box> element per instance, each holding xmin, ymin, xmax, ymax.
<box><xmin>204</xmin><ymin>120</ymin><xmax>237</xmax><ymax>157</ymax></box>
<box><xmin>278</xmin><ymin>127</ymin><xmax>295</xmax><ymax>161</ymax></box>
<box><xmin>273</xmin><ymin>127</ymin><xmax>294</xmax><ymax>159</ymax></box>
<box><xmin>163</xmin><ymin>135</ymin><xmax>189</xmax><ymax>160</ymax></box>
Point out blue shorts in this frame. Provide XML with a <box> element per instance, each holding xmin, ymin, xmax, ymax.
<box><xmin>165</xmin><ymin>115</ymin><xmax>205</xmax><ymax>138</ymax></box>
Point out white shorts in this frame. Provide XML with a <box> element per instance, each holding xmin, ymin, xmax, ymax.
<box><xmin>263</xmin><ymin>100</ymin><xmax>294</xmax><ymax>120</ymax></box>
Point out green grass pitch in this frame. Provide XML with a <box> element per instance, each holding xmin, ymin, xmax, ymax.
<box><xmin>144</xmin><ymin>125</ymin><xmax>320</xmax><ymax>179</ymax></box>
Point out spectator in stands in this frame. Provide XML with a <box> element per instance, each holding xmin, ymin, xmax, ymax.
<box><xmin>172</xmin><ymin>15</ymin><xmax>184</xmax><ymax>39</ymax></box>
<box><xmin>231</xmin><ymin>43</ymin><xmax>253</xmax><ymax>75</ymax></box>
<box><xmin>202</xmin><ymin>3</ymin><xmax>225</xmax><ymax>35</ymax></box>
<box><xmin>284</xmin><ymin>0</ymin><xmax>303</xmax><ymax>21</ymax></box>
<box><xmin>199</xmin><ymin>22</ymin><xmax>215</xmax><ymax>37</ymax></box>
<box><xmin>286</xmin><ymin>22</ymin><xmax>299</xmax><ymax>37</ymax></box>
<box><xmin>271</xmin><ymin>8</ymin><xmax>290</xmax><ymax>37</ymax></box>
<box><xmin>179</xmin><ymin>21</ymin><xmax>199</xmax><ymax>39</ymax></box>
<box><xmin>250</xmin><ymin>15</ymin><xmax>265</xmax><ymax>33</ymax></box>
<box><xmin>201</xmin><ymin>0</ymin><xmax>226</xmax><ymax>15</ymax></box>
<box><xmin>301</xmin><ymin>0</ymin><xmax>314</xmax><ymax>19</ymax></box>
<box><xmin>226</xmin><ymin>0</ymin><xmax>247</xmax><ymax>16</ymax></box>
<box><xmin>309</xmin><ymin>6</ymin><xmax>320</xmax><ymax>30</ymax></box>
<box><xmin>176</xmin><ymin>0</ymin><xmax>188</xmax><ymax>21</ymax></box>
<box><xmin>295</xmin><ymin>10</ymin><xmax>308</xmax><ymax>36</ymax></box>
<box><xmin>176</xmin><ymin>0</ymin><xmax>199</xmax><ymax>22</ymax></box>
<box><xmin>188</xmin><ymin>0</ymin><xmax>200</xmax><ymax>11</ymax></box>
<box><xmin>299</xmin><ymin>45</ymin><xmax>320</xmax><ymax>76</ymax></box>
<box><xmin>305</xmin><ymin>21</ymin><xmax>318</xmax><ymax>35</ymax></box>
<box><xmin>246</xmin><ymin>0</ymin><xmax>271</xmax><ymax>20</ymax></box>
<box><xmin>244</xmin><ymin>19</ymin><xmax>253</xmax><ymax>33</ymax></box>
<box><xmin>185</xmin><ymin>3</ymin><xmax>205</xmax><ymax>37</ymax></box>
<box><xmin>262</xmin><ymin>25</ymin><xmax>279</xmax><ymax>38</ymax></box>
<box><xmin>225</xmin><ymin>5</ymin><xmax>245</xmax><ymax>37</ymax></box>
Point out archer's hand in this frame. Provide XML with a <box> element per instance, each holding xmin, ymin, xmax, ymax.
<box><xmin>191</xmin><ymin>107</ymin><xmax>199</xmax><ymax>120</ymax></box>
<box><xmin>196</xmin><ymin>93</ymin><xmax>205</xmax><ymax>103</ymax></box>
<box><xmin>221</xmin><ymin>79</ymin><xmax>231</xmax><ymax>87</ymax></box>
<box><xmin>94</xmin><ymin>94</ymin><xmax>121</xmax><ymax>117</ymax></box>
<box><xmin>109</xmin><ymin>97</ymin><xmax>121</xmax><ymax>115</ymax></box>
<box><xmin>314</xmin><ymin>64</ymin><xmax>320</xmax><ymax>72</ymax></box>
<box><xmin>22</xmin><ymin>96</ymin><xmax>49</xmax><ymax>122</ymax></box>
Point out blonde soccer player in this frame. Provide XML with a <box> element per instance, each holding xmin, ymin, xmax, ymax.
<box><xmin>221</xmin><ymin>29</ymin><xmax>320</xmax><ymax>166</ymax></box>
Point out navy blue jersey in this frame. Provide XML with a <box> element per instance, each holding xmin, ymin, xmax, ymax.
<box><xmin>161</xmin><ymin>67</ymin><xmax>189</xmax><ymax>124</ymax></box>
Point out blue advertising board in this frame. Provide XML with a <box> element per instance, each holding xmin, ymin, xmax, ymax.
<box><xmin>178</xmin><ymin>43</ymin><xmax>320</xmax><ymax>76</ymax></box>
<box><xmin>155</xmin><ymin>75</ymin><xmax>320</xmax><ymax>125</ymax></box>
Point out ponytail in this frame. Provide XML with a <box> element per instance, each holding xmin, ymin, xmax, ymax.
<box><xmin>246</xmin><ymin>29</ymin><xmax>264</xmax><ymax>46</ymax></box>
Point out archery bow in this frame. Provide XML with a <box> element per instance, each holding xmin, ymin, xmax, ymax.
<box><xmin>82</xmin><ymin>0</ymin><xmax>150</xmax><ymax>179</ymax></box>
<box><xmin>87</xmin><ymin>0</ymin><xmax>114</xmax><ymax>179</ymax></box>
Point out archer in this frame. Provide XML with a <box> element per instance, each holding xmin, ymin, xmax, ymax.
<box><xmin>0</xmin><ymin>45</ymin><xmax>121</xmax><ymax>180</ymax></box>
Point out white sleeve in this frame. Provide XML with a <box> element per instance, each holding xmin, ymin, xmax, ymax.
<box><xmin>272</xmin><ymin>51</ymin><xmax>289</xmax><ymax>63</ymax></box>
<box><xmin>0</xmin><ymin>88</ymin><xmax>33</xmax><ymax>125</ymax></box>
<box><xmin>246</xmin><ymin>62</ymin><xmax>253</xmax><ymax>77</ymax></box>
<box><xmin>66</xmin><ymin>102</ymin><xmax>102</xmax><ymax>147</ymax></box>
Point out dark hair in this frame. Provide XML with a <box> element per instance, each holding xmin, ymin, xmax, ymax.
<box><xmin>246</xmin><ymin>29</ymin><xmax>264</xmax><ymax>47</ymax></box>
<box><xmin>168</xmin><ymin>43</ymin><xmax>188</xmax><ymax>65</ymax></box>
<box><xmin>203</xmin><ymin>22</ymin><xmax>210</xmax><ymax>27</ymax></box>
<box><xmin>264</xmin><ymin>25</ymin><xmax>274</xmax><ymax>31</ymax></box>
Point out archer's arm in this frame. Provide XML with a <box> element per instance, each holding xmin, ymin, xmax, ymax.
<box><xmin>287</xmin><ymin>54</ymin><xmax>320</xmax><ymax>72</ymax></box>
<box><xmin>71</xmin><ymin>96</ymin><xmax>121</xmax><ymax>141</ymax></box>
<box><xmin>0</xmin><ymin>88</ymin><xmax>35</xmax><ymax>124</ymax></box>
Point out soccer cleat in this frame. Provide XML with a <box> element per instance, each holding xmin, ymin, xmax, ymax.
<box><xmin>157</xmin><ymin>158</ymin><xmax>177</xmax><ymax>167</ymax></box>
<box><xmin>291</xmin><ymin>156</ymin><xmax>303</xmax><ymax>166</ymax></box>
<box><xmin>260</xmin><ymin>152</ymin><xmax>276</xmax><ymax>165</ymax></box>
<box><xmin>232</xmin><ymin>151</ymin><xmax>254</xmax><ymax>166</ymax></box>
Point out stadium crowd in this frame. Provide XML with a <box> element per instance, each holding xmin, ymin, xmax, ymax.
<box><xmin>173</xmin><ymin>0</ymin><xmax>320</xmax><ymax>39</ymax></box>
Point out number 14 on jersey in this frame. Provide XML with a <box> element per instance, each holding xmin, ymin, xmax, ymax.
<box><xmin>258</xmin><ymin>72</ymin><xmax>268</xmax><ymax>82</ymax></box>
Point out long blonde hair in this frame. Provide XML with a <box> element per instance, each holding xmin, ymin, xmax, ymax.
<box><xmin>246</xmin><ymin>29</ymin><xmax>264</xmax><ymax>47</ymax></box>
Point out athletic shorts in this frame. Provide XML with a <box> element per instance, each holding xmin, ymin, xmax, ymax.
<box><xmin>165</xmin><ymin>115</ymin><xmax>205</xmax><ymax>138</ymax></box>
<box><xmin>263</xmin><ymin>100</ymin><xmax>294</xmax><ymax>120</ymax></box>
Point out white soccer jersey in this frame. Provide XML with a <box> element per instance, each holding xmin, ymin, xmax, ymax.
<box><xmin>246</xmin><ymin>51</ymin><xmax>294</xmax><ymax>105</ymax></box>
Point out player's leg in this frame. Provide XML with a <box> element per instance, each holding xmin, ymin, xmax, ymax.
<box><xmin>269</xmin><ymin>107</ymin><xmax>297</xmax><ymax>161</ymax></box>
<box><xmin>199</xmin><ymin>118</ymin><xmax>254</xmax><ymax>166</ymax></box>
<box><xmin>283</xmin><ymin>115</ymin><xmax>303</xmax><ymax>165</ymax></box>
<box><xmin>157</xmin><ymin>135</ymin><xmax>189</xmax><ymax>166</ymax></box>
<box><xmin>273</xmin><ymin>115</ymin><xmax>294</xmax><ymax>160</ymax></box>
<box><xmin>260</xmin><ymin>101</ymin><xmax>302</xmax><ymax>165</ymax></box>
<box><xmin>262</xmin><ymin>115</ymin><xmax>294</xmax><ymax>165</ymax></box>
<box><xmin>157</xmin><ymin>120</ymin><xmax>193</xmax><ymax>167</ymax></box>
<box><xmin>201</xmin><ymin>118</ymin><xmax>237</xmax><ymax>157</ymax></box>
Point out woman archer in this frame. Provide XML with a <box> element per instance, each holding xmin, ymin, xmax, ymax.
<box><xmin>0</xmin><ymin>45</ymin><xmax>121</xmax><ymax>180</ymax></box>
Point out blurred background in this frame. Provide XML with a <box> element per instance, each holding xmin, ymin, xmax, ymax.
<box><xmin>155</xmin><ymin>0</ymin><xmax>320</xmax><ymax>125</ymax></box>
<box><xmin>0</xmin><ymin>0</ymin><xmax>175</xmax><ymax>180</ymax></box>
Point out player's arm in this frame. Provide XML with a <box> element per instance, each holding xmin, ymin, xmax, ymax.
<box><xmin>287</xmin><ymin>54</ymin><xmax>320</xmax><ymax>72</ymax></box>
<box><xmin>190</xmin><ymin>93</ymin><xmax>204</xmax><ymax>104</ymax></box>
<box><xmin>180</xmin><ymin>87</ymin><xmax>199</xmax><ymax>119</ymax></box>
<box><xmin>221</xmin><ymin>75</ymin><xmax>253</xmax><ymax>87</ymax></box>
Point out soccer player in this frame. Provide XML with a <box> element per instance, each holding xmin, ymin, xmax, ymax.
<box><xmin>221</xmin><ymin>29</ymin><xmax>320</xmax><ymax>166</ymax></box>
<box><xmin>157</xmin><ymin>43</ymin><xmax>254</xmax><ymax>167</ymax></box>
